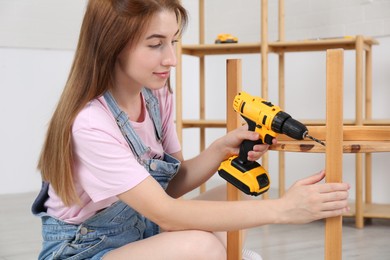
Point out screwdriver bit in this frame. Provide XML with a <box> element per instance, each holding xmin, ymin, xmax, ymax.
<box><xmin>305</xmin><ymin>134</ymin><xmax>326</xmax><ymax>146</ymax></box>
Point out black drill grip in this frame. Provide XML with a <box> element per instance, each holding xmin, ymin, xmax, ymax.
<box><xmin>239</xmin><ymin>115</ymin><xmax>274</xmax><ymax>163</ymax></box>
<box><xmin>238</xmin><ymin>139</ymin><xmax>263</xmax><ymax>164</ymax></box>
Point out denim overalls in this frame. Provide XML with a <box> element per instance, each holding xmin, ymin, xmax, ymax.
<box><xmin>32</xmin><ymin>88</ymin><xmax>181</xmax><ymax>260</ymax></box>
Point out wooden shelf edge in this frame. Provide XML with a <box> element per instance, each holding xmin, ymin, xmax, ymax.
<box><xmin>178</xmin><ymin>119</ymin><xmax>390</xmax><ymax>127</ymax></box>
<box><xmin>181</xmin><ymin>119</ymin><xmax>226</xmax><ymax>128</ymax></box>
<box><xmin>181</xmin><ymin>43</ymin><xmax>261</xmax><ymax>56</ymax></box>
<box><xmin>270</xmin><ymin>36</ymin><xmax>378</xmax><ymax>53</ymax></box>
<box><xmin>297</xmin><ymin>119</ymin><xmax>390</xmax><ymax>126</ymax></box>
<box><xmin>363</xmin><ymin>119</ymin><xmax>390</xmax><ymax>125</ymax></box>
<box><xmin>178</xmin><ymin>120</ymin><xmax>390</xmax><ymax>145</ymax></box>
<box><xmin>269</xmin><ymin>140</ymin><xmax>390</xmax><ymax>153</ymax></box>
<box><xmin>344</xmin><ymin>202</ymin><xmax>390</xmax><ymax>219</ymax></box>
<box><xmin>276</xmin><ymin>125</ymin><xmax>390</xmax><ymax>142</ymax></box>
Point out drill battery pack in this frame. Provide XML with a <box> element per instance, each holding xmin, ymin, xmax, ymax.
<box><xmin>218</xmin><ymin>156</ymin><xmax>270</xmax><ymax>196</ymax></box>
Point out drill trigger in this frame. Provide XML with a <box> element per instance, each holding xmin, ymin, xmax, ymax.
<box><xmin>264</xmin><ymin>134</ymin><xmax>274</xmax><ymax>145</ymax></box>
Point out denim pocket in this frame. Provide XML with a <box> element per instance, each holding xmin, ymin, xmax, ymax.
<box><xmin>52</xmin><ymin>235</ymin><xmax>107</xmax><ymax>260</ymax></box>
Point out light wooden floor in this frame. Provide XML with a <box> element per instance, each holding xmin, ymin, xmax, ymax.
<box><xmin>1</xmin><ymin>192</ymin><xmax>389</xmax><ymax>260</ymax></box>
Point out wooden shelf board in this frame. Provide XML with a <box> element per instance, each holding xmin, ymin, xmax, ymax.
<box><xmin>178</xmin><ymin>119</ymin><xmax>390</xmax><ymax>128</ymax></box>
<box><xmin>276</xmin><ymin>125</ymin><xmax>390</xmax><ymax>142</ymax></box>
<box><xmin>363</xmin><ymin>119</ymin><xmax>390</xmax><ymax>125</ymax></box>
<box><xmin>344</xmin><ymin>202</ymin><xmax>390</xmax><ymax>219</ymax></box>
<box><xmin>299</xmin><ymin>119</ymin><xmax>390</xmax><ymax>126</ymax></box>
<box><xmin>181</xmin><ymin>37</ymin><xmax>378</xmax><ymax>57</ymax></box>
<box><xmin>183</xmin><ymin>119</ymin><xmax>390</xmax><ymax>128</ymax></box>
<box><xmin>181</xmin><ymin>43</ymin><xmax>261</xmax><ymax>56</ymax></box>
<box><xmin>181</xmin><ymin>119</ymin><xmax>226</xmax><ymax>128</ymax></box>
<box><xmin>269</xmin><ymin>140</ymin><xmax>390</xmax><ymax>153</ymax></box>
<box><xmin>179</xmin><ymin>120</ymin><xmax>390</xmax><ymax>145</ymax></box>
<box><xmin>269</xmin><ymin>36</ymin><xmax>379</xmax><ymax>53</ymax></box>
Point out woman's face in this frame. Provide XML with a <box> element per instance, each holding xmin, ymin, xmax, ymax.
<box><xmin>115</xmin><ymin>10</ymin><xmax>179</xmax><ymax>91</ymax></box>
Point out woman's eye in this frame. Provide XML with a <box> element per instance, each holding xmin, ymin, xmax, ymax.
<box><xmin>148</xmin><ymin>39</ymin><xmax>179</xmax><ymax>48</ymax></box>
<box><xmin>149</xmin><ymin>42</ymin><xmax>162</xmax><ymax>48</ymax></box>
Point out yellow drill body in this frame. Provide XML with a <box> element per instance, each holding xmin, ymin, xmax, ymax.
<box><xmin>218</xmin><ymin>91</ymin><xmax>312</xmax><ymax>196</ymax></box>
<box><xmin>233</xmin><ymin>91</ymin><xmax>282</xmax><ymax>144</ymax></box>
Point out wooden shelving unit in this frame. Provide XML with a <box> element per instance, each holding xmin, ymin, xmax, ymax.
<box><xmin>176</xmin><ymin>0</ymin><xmax>390</xmax><ymax>256</ymax></box>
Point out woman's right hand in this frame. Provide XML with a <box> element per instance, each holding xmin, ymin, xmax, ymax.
<box><xmin>277</xmin><ymin>170</ymin><xmax>350</xmax><ymax>224</ymax></box>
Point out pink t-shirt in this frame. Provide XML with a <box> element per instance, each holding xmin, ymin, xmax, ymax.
<box><xmin>45</xmin><ymin>87</ymin><xmax>181</xmax><ymax>224</ymax></box>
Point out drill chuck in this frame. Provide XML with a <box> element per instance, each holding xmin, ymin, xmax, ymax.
<box><xmin>271</xmin><ymin>111</ymin><xmax>308</xmax><ymax>140</ymax></box>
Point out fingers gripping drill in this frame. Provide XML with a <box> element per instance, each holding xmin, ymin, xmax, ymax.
<box><xmin>218</xmin><ymin>91</ymin><xmax>325</xmax><ymax>196</ymax></box>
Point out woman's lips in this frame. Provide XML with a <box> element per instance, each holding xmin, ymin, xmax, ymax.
<box><xmin>154</xmin><ymin>71</ymin><xmax>170</xmax><ymax>79</ymax></box>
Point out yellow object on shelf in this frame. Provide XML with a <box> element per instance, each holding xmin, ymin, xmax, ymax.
<box><xmin>215</xmin><ymin>33</ymin><xmax>238</xmax><ymax>44</ymax></box>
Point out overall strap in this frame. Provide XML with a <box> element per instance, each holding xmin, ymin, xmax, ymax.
<box><xmin>141</xmin><ymin>88</ymin><xmax>163</xmax><ymax>142</ymax></box>
<box><xmin>103</xmin><ymin>91</ymin><xmax>150</xmax><ymax>164</ymax></box>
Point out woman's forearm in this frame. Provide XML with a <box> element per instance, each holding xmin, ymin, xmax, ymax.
<box><xmin>166</xmin><ymin>138</ymin><xmax>229</xmax><ymax>198</ymax></box>
<box><xmin>160</xmin><ymin>197</ymin><xmax>282</xmax><ymax>232</ymax></box>
<box><xmin>121</xmin><ymin>177</ymin><xmax>282</xmax><ymax>232</ymax></box>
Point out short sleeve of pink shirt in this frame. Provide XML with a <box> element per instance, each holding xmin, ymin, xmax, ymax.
<box><xmin>45</xmin><ymin>86</ymin><xmax>181</xmax><ymax>223</ymax></box>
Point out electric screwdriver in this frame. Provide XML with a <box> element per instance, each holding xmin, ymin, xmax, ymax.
<box><xmin>218</xmin><ymin>91</ymin><xmax>324</xmax><ymax>196</ymax></box>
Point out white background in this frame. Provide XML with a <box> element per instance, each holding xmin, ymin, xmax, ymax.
<box><xmin>0</xmin><ymin>0</ymin><xmax>389</xmax><ymax>203</ymax></box>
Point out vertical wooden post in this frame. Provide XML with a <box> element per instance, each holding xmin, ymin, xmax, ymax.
<box><xmin>261</xmin><ymin>0</ymin><xmax>269</xmax><ymax>97</ymax></box>
<box><xmin>278</xmin><ymin>0</ymin><xmax>286</xmax><ymax>197</ymax></box>
<box><xmin>365</xmin><ymin>45</ymin><xmax>373</xmax><ymax>207</ymax></box>
<box><xmin>355</xmin><ymin>35</ymin><xmax>364</xmax><ymax>228</ymax></box>
<box><xmin>261</xmin><ymin>0</ymin><xmax>270</xmax><ymax>200</ymax></box>
<box><xmin>199</xmin><ymin>0</ymin><xmax>206</xmax><ymax>193</ymax></box>
<box><xmin>325</xmin><ymin>49</ymin><xmax>344</xmax><ymax>260</ymax></box>
<box><xmin>226</xmin><ymin>59</ymin><xmax>243</xmax><ymax>260</ymax></box>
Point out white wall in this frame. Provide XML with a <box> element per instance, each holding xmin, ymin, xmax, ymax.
<box><xmin>0</xmin><ymin>0</ymin><xmax>86</xmax><ymax>194</ymax></box>
<box><xmin>0</xmin><ymin>48</ymin><xmax>74</xmax><ymax>193</ymax></box>
<box><xmin>0</xmin><ymin>0</ymin><xmax>86</xmax><ymax>49</ymax></box>
<box><xmin>0</xmin><ymin>1</ymin><xmax>389</xmax><ymax>204</ymax></box>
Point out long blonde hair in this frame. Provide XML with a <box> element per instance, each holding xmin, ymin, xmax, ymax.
<box><xmin>38</xmin><ymin>0</ymin><xmax>188</xmax><ymax>206</ymax></box>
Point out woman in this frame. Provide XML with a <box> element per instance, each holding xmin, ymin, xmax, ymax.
<box><xmin>32</xmin><ymin>1</ymin><xmax>350</xmax><ymax>259</ymax></box>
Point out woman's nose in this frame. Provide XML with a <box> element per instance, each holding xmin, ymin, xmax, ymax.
<box><xmin>162</xmin><ymin>45</ymin><xmax>177</xmax><ymax>67</ymax></box>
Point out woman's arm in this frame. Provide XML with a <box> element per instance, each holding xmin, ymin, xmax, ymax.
<box><xmin>165</xmin><ymin>126</ymin><xmax>271</xmax><ymax>198</ymax></box>
<box><xmin>118</xmin><ymin>171</ymin><xmax>350</xmax><ymax>232</ymax></box>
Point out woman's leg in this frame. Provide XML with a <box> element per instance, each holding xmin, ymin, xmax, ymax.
<box><xmin>104</xmin><ymin>184</ymin><xmax>253</xmax><ymax>260</ymax></box>
<box><xmin>194</xmin><ymin>184</ymin><xmax>262</xmax><ymax>260</ymax></box>
<box><xmin>191</xmin><ymin>184</ymin><xmax>229</xmax><ymax>246</ymax></box>
<box><xmin>103</xmin><ymin>229</ymin><xmax>226</xmax><ymax>260</ymax></box>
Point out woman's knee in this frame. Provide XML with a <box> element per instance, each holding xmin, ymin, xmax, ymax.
<box><xmin>181</xmin><ymin>230</ymin><xmax>226</xmax><ymax>260</ymax></box>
